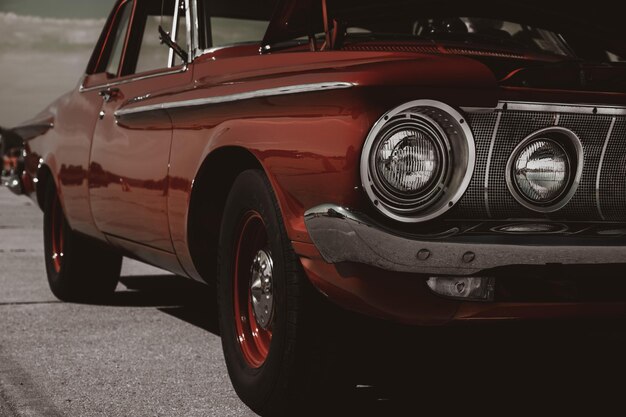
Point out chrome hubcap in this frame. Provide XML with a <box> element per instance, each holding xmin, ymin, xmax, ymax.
<box><xmin>250</xmin><ymin>249</ymin><xmax>274</xmax><ymax>330</ymax></box>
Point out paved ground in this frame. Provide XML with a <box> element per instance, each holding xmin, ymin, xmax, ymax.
<box><xmin>0</xmin><ymin>187</ymin><xmax>255</xmax><ymax>417</ymax></box>
<box><xmin>2</xmin><ymin>185</ymin><xmax>626</xmax><ymax>416</ymax></box>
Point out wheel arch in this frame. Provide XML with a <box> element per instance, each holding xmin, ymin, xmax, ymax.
<box><xmin>187</xmin><ymin>146</ymin><xmax>269</xmax><ymax>284</ymax></box>
<box><xmin>35</xmin><ymin>163</ymin><xmax>55</xmax><ymax>211</ymax></box>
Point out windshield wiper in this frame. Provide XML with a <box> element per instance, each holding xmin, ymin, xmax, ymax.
<box><xmin>159</xmin><ymin>25</ymin><xmax>188</xmax><ymax>64</ymax></box>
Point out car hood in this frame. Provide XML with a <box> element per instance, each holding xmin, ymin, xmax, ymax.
<box><xmin>264</xmin><ymin>0</ymin><xmax>625</xmax><ymax>56</ymax></box>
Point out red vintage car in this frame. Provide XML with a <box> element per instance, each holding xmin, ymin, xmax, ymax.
<box><xmin>4</xmin><ymin>0</ymin><xmax>626</xmax><ymax>414</ymax></box>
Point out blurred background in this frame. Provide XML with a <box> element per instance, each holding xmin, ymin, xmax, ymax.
<box><xmin>0</xmin><ymin>0</ymin><xmax>115</xmax><ymax>127</ymax></box>
<box><xmin>0</xmin><ymin>0</ymin><xmax>267</xmax><ymax>127</ymax></box>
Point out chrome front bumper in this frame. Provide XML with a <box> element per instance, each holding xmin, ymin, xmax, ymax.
<box><xmin>304</xmin><ymin>204</ymin><xmax>626</xmax><ymax>276</ymax></box>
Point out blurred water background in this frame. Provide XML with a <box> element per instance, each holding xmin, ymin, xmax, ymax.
<box><xmin>0</xmin><ymin>0</ymin><xmax>115</xmax><ymax>126</ymax></box>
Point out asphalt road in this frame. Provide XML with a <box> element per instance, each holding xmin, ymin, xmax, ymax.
<box><xmin>0</xmin><ymin>187</ymin><xmax>255</xmax><ymax>417</ymax></box>
<box><xmin>3</xmin><ymin>185</ymin><xmax>626</xmax><ymax>416</ymax></box>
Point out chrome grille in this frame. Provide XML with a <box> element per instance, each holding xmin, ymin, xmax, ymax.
<box><xmin>557</xmin><ymin>113</ymin><xmax>613</xmax><ymax>219</ymax></box>
<box><xmin>600</xmin><ymin>119</ymin><xmax>626</xmax><ymax>221</ymax></box>
<box><xmin>451</xmin><ymin>102</ymin><xmax>626</xmax><ymax>221</ymax></box>
<box><xmin>454</xmin><ymin>111</ymin><xmax>498</xmax><ymax>218</ymax></box>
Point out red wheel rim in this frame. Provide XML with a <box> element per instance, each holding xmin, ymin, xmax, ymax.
<box><xmin>233</xmin><ymin>211</ymin><xmax>274</xmax><ymax>368</ymax></box>
<box><xmin>50</xmin><ymin>196</ymin><xmax>64</xmax><ymax>273</ymax></box>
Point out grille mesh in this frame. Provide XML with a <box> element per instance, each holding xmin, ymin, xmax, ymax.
<box><xmin>557</xmin><ymin>114</ymin><xmax>612</xmax><ymax>220</ymax></box>
<box><xmin>600</xmin><ymin>119</ymin><xmax>626</xmax><ymax>221</ymax></box>
<box><xmin>450</xmin><ymin>107</ymin><xmax>626</xmax><ymax>221</ymax></box>
<box><xmin>454</xmin><ymin>112</ymin><xmax>498</xmax><ymax>218</ymax></box>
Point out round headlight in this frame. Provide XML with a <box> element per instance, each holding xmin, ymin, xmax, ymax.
<box><xmin>506</xmin><ymin>127</ymin><xmax>583</xmax><ymax>213</ymax></box>
<box><xmin>512</xmin><ymin>139</ymin><xmax>570</xmax><ymax>203</ymax></box>
<box><xmin>375</xmin><ymin>127</ymin><xmax>443</xmax><ymax>195</ymax></box>
<box><xmin>361</xmin><ymin>100</ymin><xmax>475</xmax><ymax>223</ymax></box>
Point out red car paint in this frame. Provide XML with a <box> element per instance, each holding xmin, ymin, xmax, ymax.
<box><xmin>9</xmin><ymin>0</ymin><xmax>626</xmax><ymax>325</ymax></box>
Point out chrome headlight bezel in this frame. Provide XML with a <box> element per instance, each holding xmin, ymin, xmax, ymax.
<box><xmin>361</xmin><ymin>100</ymin><xmax>476</xmax><ymax>223</ymax></box>
<box><xmin>369</xmin><ymin>113</ymin><xmax>451</xmax><ymax>212</ymax></box>
<box><xmin>505</xmin><ymin>127</ymin><xmax>583</xmax><ymax>213</ymax></box>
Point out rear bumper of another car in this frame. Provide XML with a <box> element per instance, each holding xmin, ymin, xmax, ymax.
<box><xmin>300</xmin><ymin>204</ymin><xmax>626</xmax><ymax>325</ymax></box>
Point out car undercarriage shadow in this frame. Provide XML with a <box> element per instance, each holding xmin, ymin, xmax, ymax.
<box><xmin>105</xmin><ymin>274</ymin><xmax>626</xmax><ymax>414</ymax></box>
<box><xmin>341</xmin><ymin>319</ymin><xmax>626</xmax><ymax>414</ymax></box>
<box><xmin>110</xmin><ymin>274</ymin><xmax>220</xmax><ymax>336</ymax></box>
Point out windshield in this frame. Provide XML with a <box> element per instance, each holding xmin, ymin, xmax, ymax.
<box><xmin>345</xmin><ymin>17</ymin><xmax>577</xmax><ymax>59</ymax></box>
<box><xmin>265</xmin><ymin>0</ymin><xmax>626</xmax><ymax>63</ymax></box>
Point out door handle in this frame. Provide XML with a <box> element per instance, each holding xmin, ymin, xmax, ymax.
<box><xmin>99</xmin><ymin>87</ymin><xmax>121</xmax><ymax>103</ymax></box>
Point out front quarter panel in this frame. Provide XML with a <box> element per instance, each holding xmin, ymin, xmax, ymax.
<box><xmin>159</xmin><ymin>51</ymin><xmax>498</xmax><ymax>280</ymax></box>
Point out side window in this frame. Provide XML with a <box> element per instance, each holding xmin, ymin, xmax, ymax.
<box><xmin>134</xmin><ymin>14</ymin><xmax>188</xmax><ymax>74</ymax></box>
<box><xmin>86</xmin><ymin>0</ymin><xmax>134</xmax><ymax>76</ymax></box>
<box><xmin>122</xmin><ymin>0</ymin><xmax>189</xmax><ymax>76</ymax></box>
<box><xmin>105</xmin><ymin>3</ymin><xmax>133</xmax><ymax>76</ymax></box>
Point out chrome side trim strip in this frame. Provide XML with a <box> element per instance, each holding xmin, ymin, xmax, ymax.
<box><xmin>463</xmin><ymin>101</ymin><xmax>626</xmax><ymax>116</ymax></box>
<box><xmin>596</xmin><ymin>117</ymin><xmax>617</xmax><ymax>220</ymax></box>
<box><xmin>114</xmin><ymin>82</ymin><xmax>357</xmax><ymax>117</ymax></box>
<box><xmin>79</xmin><ymin>65</ymin><xmax>188</xmax><ymax>93</ymax></box>
<box><xmin>483</xmin><ymin>111</ymin><xmax>502</xmax><ymax>218</ymax></box>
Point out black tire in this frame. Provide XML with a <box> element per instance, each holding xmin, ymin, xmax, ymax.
<box><xmin>43</xmin><ymin>182</ymin><xmax>122</xmax><ymax>302</ymax></box>
<box><xmin>217</xmin><ymin>170</ymin><xmax>350</xmax><ymax>416</ymax></box>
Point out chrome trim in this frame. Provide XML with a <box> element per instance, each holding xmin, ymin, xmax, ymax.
<box><xmin>304</xmin><ymin>204</ymin><xmax>626</xmax><ymax>275</ymax></box>
<box><xmin>483</xmin><ymin>111</ymin><xmax>502</xmax><ymax>218</ymax></box>
<box><xmin>114</xmin><ymin>82</ymin><xmax>356</xmax><ymax>117</ymax></box>
<box><xmin>360</xmin><ymin>99</ymin><xmax>476</xmax><ymax>223</ymax></box>
<box><xmin>190</xmin><ymin>0</ymin><xmax>200</xmax><ymax>60</ymax></box>
<box><xmin>79</xmin><ymin>65</ymin><xmax>188</xmax><ymax>93</ymax></box>
<box><xmin>596</xmin><ymin>117</ymin><xmax>617</xmax><ymax>220</ymax></box>
<box><xmin>367</xmin><ymin>112</ymin><xmax>451</xmax><ymax>214</ymax></box>
<box><xmin>463</xmin><ymin>101</ymin><xmax>626</xmax><ymax>116</ymax></box>
<box><xmin>168</xmin><ymin>0</ymin><xmax>183</xmax><ymax>68</ymax></box>
<box><xmin>250</xmin><ymin>249</ymin><xmax>274</xmax><ymax>330</ymax></box>
<box><xmin>505</xmin><ymin>127</ymin><xmax>584</xmax><ymax>213</ymax></box>
<box><xmin>490</xmin><ymin>222</ymin><xmax>569</xmax><ymax>235</ymax></box>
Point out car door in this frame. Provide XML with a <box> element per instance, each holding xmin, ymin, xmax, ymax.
<box><xmin>88</xmin><ymin>0</ymin><xmax>192</xmax><ymax>252</ymax></box>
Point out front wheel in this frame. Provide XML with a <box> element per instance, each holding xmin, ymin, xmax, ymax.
<box><xmin>43</xmin><ymin>182</ymin><xmax>122</xmax><ymax>302</ymax></box>
<box><xmin>217</xmin><ymin>170</ymin><xmax>349</xmax><ymax>416</ymax></box>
